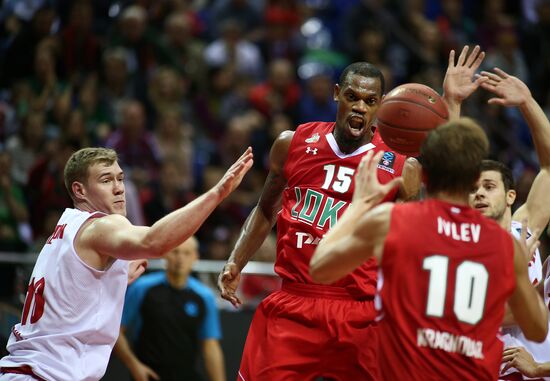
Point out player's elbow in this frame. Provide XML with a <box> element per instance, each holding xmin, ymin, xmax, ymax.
<box><xmin>525</xmin><ymin>324</ymin><xmax>548</xmax><ymax>343</ymax></box>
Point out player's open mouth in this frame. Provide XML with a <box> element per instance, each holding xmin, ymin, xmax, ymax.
<box><xmin>474</xmin><ymin>203</ymin><xmax>488</xmax><ymax>210</ymax></box>
<box><xmin>348</xmin><ymin>116</ymin><xmax>364</xmax><ymax>130</ymax></box>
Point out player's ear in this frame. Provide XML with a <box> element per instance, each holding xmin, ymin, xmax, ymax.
<box><xmin>506</xmin><ymin>189</ymin><xmax>516</xmax><ymax>207</ymax></box>
<box><xmin>72</xmin><ymin>182</ymin><xmax>86</xmax><ymax>200</ymax></box>
<box><xmin>333</xmin><ymin>84</ymin><xmax>340</xmax><ymax>101</ymax></box>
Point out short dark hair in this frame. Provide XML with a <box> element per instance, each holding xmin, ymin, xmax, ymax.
<box><xmin>480</xmin><ymin>159</ymin><xmax>515</xmax><ymax>191</ymax></box>
<box><xmin>420</xmin><ymin>117</ymin><xmax>489</xmax><ymax>195</ymax></box>
<box><xmin>338</xmin><ymin>62</ymin><xmax>384</xmax><ymax>94</ymax></box>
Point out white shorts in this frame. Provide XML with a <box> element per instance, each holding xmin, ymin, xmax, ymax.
<box><xmin>0</xmin><ymin>374</ymin><xmax>37</xmax><ymax>381</ymax></box>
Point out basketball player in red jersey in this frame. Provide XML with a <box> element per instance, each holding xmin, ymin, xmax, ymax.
<box><xmin>218</xmin><ymin>46</ymin><xmax>486</xmax><ymax>381</ymax></box>
<box><xmin>311</xmin><ymin>118</ymin><xmax>548</xmax><ymax>381</ymax></box>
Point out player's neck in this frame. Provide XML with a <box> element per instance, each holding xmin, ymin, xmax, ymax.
<box><xmin>499</xmin><ymin>209</ymin><xmax>512</xmax><ymax>231</ymax></box>
<box><xmin>429</xmin><ymin>191</ymin><xmax>470</xmax><ymax>206</ymax></box>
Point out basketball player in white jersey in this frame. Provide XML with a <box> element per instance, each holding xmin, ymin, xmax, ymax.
<box><xmin>501</xmin><ymin>257</ymin><xmax>550</xmax><ymax>379</ymax></box>
<box><xmin>466</xmin><ymin>70</ymin><xmax>550</xmax><ymax>380</ymax></box>
<box><xmin>0</xmin><ymin>147</ymin><xmax>253</xmax><ymax>381</ymax></box>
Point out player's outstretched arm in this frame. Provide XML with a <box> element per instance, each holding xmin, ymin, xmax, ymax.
<box><xmin>443</xmin><ymin>45</ymin><xmax>487</xmax><ymax>120</ymax></box>
<box><xmin>480</xmin><ymin>68</ymin><xmax>550</xmax><ymax>234</ymax></box>
<box><xmin>218</xmin><ymin>132</ymin><xmax>292</xmax><ymax>307</ymax></box>
<box><xmin>310</xmin><ymin>151</ymin><xmax>398</xmax><ymax>284</ymax></box>
<box><xmin>81</xmin><ymin>148</ymin><xmax>254</xmax><ymax>261</ymax></box>
<box><xmin>508</xmin><ymin>233</ymin><xmax>548</xmax><ymax>342</ymax></box>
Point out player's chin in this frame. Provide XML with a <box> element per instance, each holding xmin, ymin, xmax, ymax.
<box><xmin>112</xmin><ymin>204</ymin><xmax>127</xmax><ymax>216</ymax></box>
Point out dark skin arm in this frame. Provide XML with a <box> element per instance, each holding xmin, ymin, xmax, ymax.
<box><xmin>218</xmin><ymin>131</ymin><xmax>292</xmax><ymax>307</ymax></box>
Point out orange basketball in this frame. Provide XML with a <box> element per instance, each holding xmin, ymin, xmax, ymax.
<box><xmin>376</xmin><ymin>83</ymin><xmax>449</xmax><ymax>156</ymax></box>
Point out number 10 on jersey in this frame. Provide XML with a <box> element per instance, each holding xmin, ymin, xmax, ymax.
<box><xmin>423</xmin><ymin>255</ymin><xmax>489</xmax><ymax>325</ymax></box>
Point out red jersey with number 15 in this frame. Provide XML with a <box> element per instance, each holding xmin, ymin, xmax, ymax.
<box><xmin>276</xmin><ymin>121</ymin><xmax>406</xmax><ymax>298</ymax></box>
<box><xmin>378</xmin><ymin>199</ymin><xmax>516</xmax><ymax>381</ymax></box>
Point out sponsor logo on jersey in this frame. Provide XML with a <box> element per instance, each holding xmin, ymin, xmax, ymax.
<box><xmin>305</xmin><ymin>133</ymin><xmax>320</xmax><ymax>143</ymax></box>
<box><xmin>417</xmin><ymin>328</ymin><xmax>484</xmax><ymax>359</ymax></box>
<box><xmin>377</xmin><ymin>151</ymin><xmax>396</xmax><ymax>174</ymax></box>
<box><xmin>305</xmin><ymin>146</ymin><xmax>318</xmax><ymax>155</ymax></box>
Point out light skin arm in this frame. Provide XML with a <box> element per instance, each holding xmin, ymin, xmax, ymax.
<box><xmin>507</xmin><ymin>236</ymin><xmax>548</xmax><ymax>342</ymax></box>
<box><xmin>310</xmin><ymin>151</ymin><xmax>401</xmax><ymax>284</ymax></box>
<box><xmin>79</xmin><ymin>148</ymin><xmax>253</xmax><ymax>261</ymax></box>
<box><xmin>397</xmin><ymin>157</ymin><xmax>422</xmax><ymax>202</ymax></box>
<box><xmin>218</xmin><ymin>131</ymin><xmax>292</xmax><ymax>307</ymax></box>
<box><xmin>480</xmin><ymin>69</ymin><xmax>550</xmax><ymax>234</ymax></box>
<box><xmin>113</xmin><ymin>327</ymin><xmax>159</xmax><ymax>381</ymax></box>
<box><xmin>442</xmin><ymin>45</ymin><xmax>487</xmax><ymax>120</ymax></box>
<box><xmin>202</xmin><ymin>339</ymin><xmax>226</xmax><ymax>381</ymax></box>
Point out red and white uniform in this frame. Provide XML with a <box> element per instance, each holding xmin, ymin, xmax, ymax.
<box><xmin>377</xmin><ymin>199</ymin><xmax>516</xmax><ymax>381</ymax></box>
<box><xmin>0</xmin><ymin>208</ymin><xmax>129</xmax><ymax>381</ymax></box>
<box><xmin>238</xmin><ymin>122</ymin><xmax>406</xmax><ymax>381</ymax></box>
<box><xmin>500</xmin><ymin>221</ymin><xmax>550</xmax><ymax>381</ymax></box>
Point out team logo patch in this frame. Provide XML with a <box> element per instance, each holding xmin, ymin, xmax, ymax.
<box><xmin>306</xmin><ymin>146</ymin><xmax>318</xmax><ymax>155</ymax></box>
<box><xmin>305</xmin><ymin>133</ymin><xmax>320</xmax><ymax>143</ymax></box>
<box><xmin>183</xmin><ymin>301</ymin><xmax>199</xmax><ymax>317</ymax></box>
<box><xmin>377</xmin><ymin>151</ymin><xmax>395</xmax><ymax>174</ymax></box>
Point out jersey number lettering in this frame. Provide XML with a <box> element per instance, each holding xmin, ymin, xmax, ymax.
<box><xmin>21</xmin><ymin>277</ymin><xmax>46</xmax><ymax>325</ymax></box>
<box><xmin>321</xmin><ymin>165</ymin><xmax>354</xmax><ymax>193</ymax></box>
<box><xmin>423</xmin><ymin>255</ymin><xmax>488</xmax><ymax>325</ymax></box>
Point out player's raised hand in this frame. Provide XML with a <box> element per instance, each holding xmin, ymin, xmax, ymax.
<box><xmin>479</xmin><ymin>68</ymin><xmax>532</xmax><ymax>107</ymax></box>
<box><xmin>352</xmin><ymin>150</ymin><xmax>403</xmax><ymax>205</ymax></box>
<box><xmin>517</xmin><ymin>219</ymin><xmax>541</xmax><ymax>266</ymax></box>
<box><xmin>443</xmin><ymin>45</ymin><xmax>487</xmax><ymax>104</ymax></box>
<box><xmin>218</xmin><ymin>262</ymin><xmax>243</xmax><ymax>308</ymax></box>
<box><xmin>214</xmin><ymin>147</ymin><xmax>254</xmax><ymax>201</ymax></box>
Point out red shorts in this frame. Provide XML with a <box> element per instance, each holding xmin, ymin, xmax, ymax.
<box><xmin>238</xmin><ymin>281</ymin><xmax>379</xmax><ymax>381</ymax></box>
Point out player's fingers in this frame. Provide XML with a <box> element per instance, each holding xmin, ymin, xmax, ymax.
<box><xmin>487</xmin><ymin>98</ymin><xmax>506</xmax><ymax>106</ymax></box>
<box><xmin>520</xmin><ymin>218</ymin><xmax>529</xmax><ymax>242</ymax></box>
<box><xmin>384</xmin><ymin>177</ymin><xmax>403</xmax><ymax>192</ymax></box>
<box><xmin>479</xmin><ymin>70</ymin><xmax>501</xmax><ymax>81</ymax></box>
<box><xmin>370</xmin><ymin>151</ymin><xmax>384</xmax><ymax>171</ymax></box>
<box><xmin>465</xmin><ymin>45</ymin><xmax>480</xmax><ymax>67</ymax></box>
<box><xmin>501</xmin><ymin>360</ymin><xmax>515</xmax><ymax>373</ymax></box>
<box><xmin>149</xmin><ymin>369</ymin><xmax>160</xmax><ymax>380</ymax></box>
<box><xmin>448</xmin><ymin>49</ymin><xmax>456</xmax><ymax>68</ymax></box>
<box><xmin>457</xmin><ymin>45</ymin><xmax>469</xmax><ymax>66</ymax></box>
<box><xmin>493</xmin><ymin>67</ymin><xmax>509</xmax><ymax>79</ymax></box>
<box><xmin>470</xmin><ymin>50</ymin><xmax>485</xmax><ymax>70</ymax></box>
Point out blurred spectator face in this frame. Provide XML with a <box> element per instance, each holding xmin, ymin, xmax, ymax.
<box><xmin>23</xmin><ymin>114</ymin><xmax>45</xmax><ymax>147</ymax></box>
<box><xmin>441</xmin><ymin>0</ymin><xmax>462</xmax><ymax>21</ymax></box>
<box><xmin>120</xmin><ymin>6</ymin><xmax>147</xmax><ymax>43</ymax></box>
<box><xmin>33</xmin><ymin>8</ymin><xmax>56</xmax><ymax>36</ymax></box>
<box><xmin>120</xmin><ymin>102</ymin><xmax>146</xmax><ymax>139</ymax></box>
<box><xmin>160</xmin><ymin>159</ymin><xmax>182</xmax><ymax>193</ymax></box>
<box><xmin>269</xmin><ymin>59</ymin><xmax>294</xmax><ymax>92</ymax></box>
<box><xmin>308</xmin><ymin>74</ymin><xmax>332</xmax><ymax>104</ymax></box>
<box><xmin>211</xmin><ymin>67</ymin><xmax>236</xmax><ymax>94</ymax></box>
<box><xmin>34</xmin><ymin>48</ymin><xmax>55</xmax><ymax>81</ymax></box>
<box><xmin>65</xmin><ymin>110</ymin><xmax>86</xmax><ymax>140</ymax></box>
<box><xmin>70</xmin><ymin>1</ymin><xmax>93</xmax><ymax>33</ymax></box>
<box><xmin>155</xmin><ymin>68</ymin><xmax>182</xmax><ymax>100</ymax></box>
<box><xmin>269</xmin><ymin>113</ymin><xmax>292</xmax><ymax>140</ymax></box>
<box><xmin>221</xmin><ymin>20</ymin><xmax>242</xmax><ymax>45</ymax></box>
<box><xmin>418</xmin><ymin>21</ymin><xmax>440</xmax><ymax>49</ymax></box>
<box><xmin>358</xmin><ymin>28</ymin><xmax>384</xmax><ymax>55</ymax></box>
<box><xmin>165</xmin><ymin>14</ymin><xmax>192</xmax><ymax>47</ymax></box>
<box><xmin>164</xmin><ymin>237</ymin><xmax>199</xmax><ymax>277</ymax></box>
<box><xmin>157</xmin><ymin>112</ymin><xmax>182</xmax><ymax>138</ymax></box>
<box><xmin>104</xmin><ymin>54</ymin><xmax>128</xmax><ymax>86</ymax></box>
<box><xmin>496</xmin><ymin>29</ymin><xmax>518</xmax><ymax>55</ymax></box>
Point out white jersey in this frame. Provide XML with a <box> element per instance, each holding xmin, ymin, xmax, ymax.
<box><xmin>500</xmin><ymin>220</ymin><xmax>549</xmax><ymax>380</ymax></box>
<box><xmin>0</xmin><ymin>208</ymin><xmax>129</xmax><ymax>381</ymax></box>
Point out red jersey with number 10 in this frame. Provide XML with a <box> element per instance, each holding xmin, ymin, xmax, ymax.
<box><xmin>378</xmin><ymin>199</ymin><xmax>516</xmax><ymax>380</ymax></box>
<box><xmin>276</xmin><ymin>121</ymin><xmax>406</xmax><ymax>298</ymax></box>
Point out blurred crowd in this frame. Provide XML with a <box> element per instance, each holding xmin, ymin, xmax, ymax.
<box><xmin>0</xmin><ymin>0</ymin><xmax>550</xmax><ymax>299</ymax></box>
